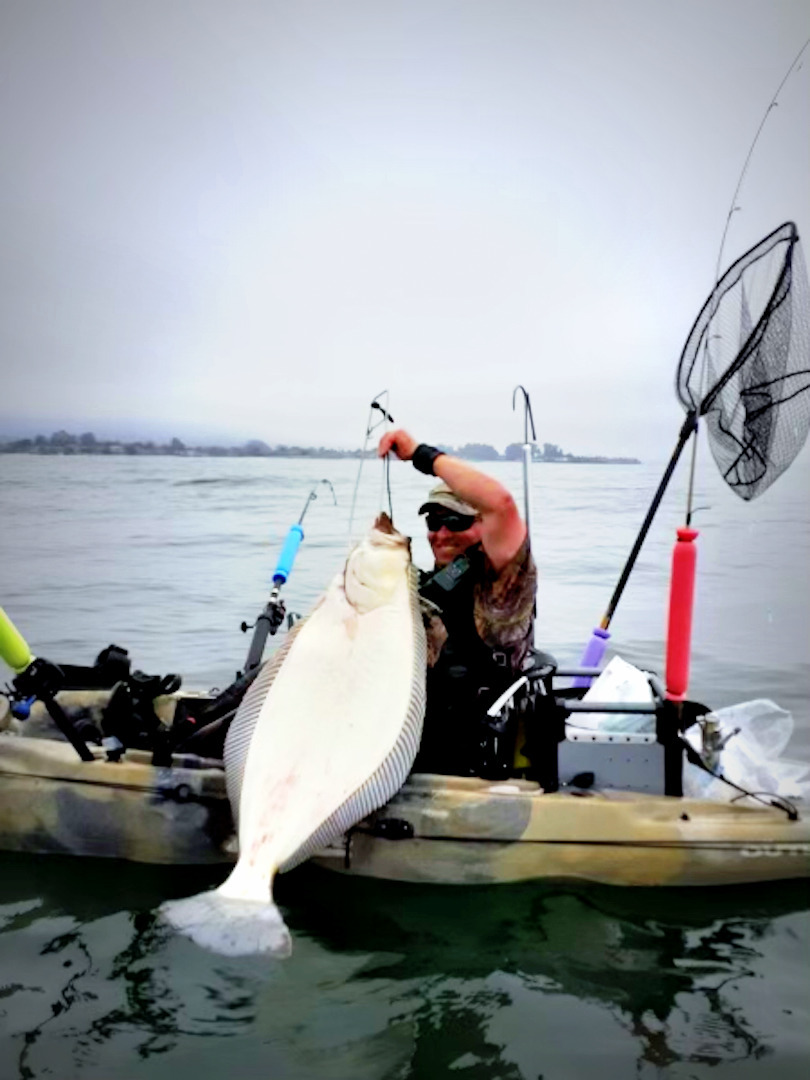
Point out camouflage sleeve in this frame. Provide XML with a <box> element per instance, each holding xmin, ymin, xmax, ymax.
<box><xmin>423</xmin><ymin>611</ymin><xmax>448</xmax><ymax>668</ymax></box>
<box><xmin>473</xmin><ymin>538</ymin><xmax>537</xmax><ymax>665</ymax></box>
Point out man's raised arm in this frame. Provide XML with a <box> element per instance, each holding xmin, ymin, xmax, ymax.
<box><xmin>378</xmin><ymin>429</ymin><xmax>526</xmax><ymax>571</ymax></box>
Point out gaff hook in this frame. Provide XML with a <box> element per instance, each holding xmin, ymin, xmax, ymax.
<box><xmin>298</xmin><ymin>479</ymin><xmax>337</xmax><ymax>526</ymax></box>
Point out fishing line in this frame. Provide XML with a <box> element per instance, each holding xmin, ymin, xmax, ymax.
<box><xmin>686</xmin><ymin>37</ymin><xmax>810</xmax><ymax>524</ymax></box>
<box><xmin>383</xmin><ymin>449</ymin><xmax>394</xmax><ymax>520</ymax></box>
<box><xmin>376</xmin><ymin>397</ymin><xmax>395</xmax><ymax>520</ymax></box>
<box><xmin>374</xmin><ymin>399</ymin><xmax>396</xmax><ymax>519</ymax></box>
<box><xmin>348</xmin><ymin>391</ymin><xmax>395</xmax><ymax>539</ymax></box>
<box><xmin>715</xmin><ymin>38</ymin><xmax>809</xmax><ymax>285</ymax></box>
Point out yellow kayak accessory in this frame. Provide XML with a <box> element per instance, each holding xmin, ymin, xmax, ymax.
<box><xmin>0</xmin><ymin>607</ymin><xmax>34</xmax><ymax>672</ymax></box>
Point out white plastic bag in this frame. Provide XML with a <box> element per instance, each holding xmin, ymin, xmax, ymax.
<box><xmin>683</xmin><ymin>699</ymin><xmax>810</xmax><ymax>803</ymax></box>
<box><xmin>574</xmin><ymin>656</ymin><xmax>655</xmax><ymax>733</ymax></box>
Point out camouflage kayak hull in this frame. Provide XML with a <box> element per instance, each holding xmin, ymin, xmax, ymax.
<box><xmin>0</xmin><ymin>734</ymin><xmax>234</xmax><ymax>865</ymax></box>
<box><xmin>311</xmin><ymin>774</ymin><xmax>810</xmax><ymax>887</ymax></box>
<box><xmin>1</xmin><ymin>722</ymin><xmax>808</xmax><ymax>885</ymax></box>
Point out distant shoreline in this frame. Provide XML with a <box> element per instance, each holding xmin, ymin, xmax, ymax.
<box><xmin>0</xmin><ymin>432</ymin><xmax>641</xmax><ymax>465</ymax></box>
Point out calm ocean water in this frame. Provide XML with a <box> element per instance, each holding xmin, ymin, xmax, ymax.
<box><xmin>1</xmin><ymin>450</ymin><xmax>808</xmax><ymax>1078</ymax></box>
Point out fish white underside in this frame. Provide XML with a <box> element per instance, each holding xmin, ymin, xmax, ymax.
<box><xmin>161</xmin><ymin>557</ymin><xmax>425</xmax><ymax>956</ymax></box>
<box><xmin>238</xmin><ymin>569</ymin><xmax>420</xmax><ymax>871</ymax></box>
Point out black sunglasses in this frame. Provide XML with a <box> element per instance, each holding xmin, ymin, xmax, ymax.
<box><xmin>425</xmin><ymin>511</ymin><xmax>477</xmax><ymax>533</ymax></box>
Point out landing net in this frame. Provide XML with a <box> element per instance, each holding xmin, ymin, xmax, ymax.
<box><xmin>676</xmin><ymin>221</ymin><xmax>810</xmax><ymax>500</ymax></box>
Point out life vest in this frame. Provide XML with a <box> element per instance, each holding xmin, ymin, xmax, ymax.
<box><xmin>416</xmin><ymin>547</ymin><xmax>525</xmax><ymax>775</ymax></box>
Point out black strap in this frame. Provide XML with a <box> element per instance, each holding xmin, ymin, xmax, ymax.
<box><xmin>412</xmin><ymin>444</ymin><xmax>444</xmax><ymax>475</ymax></box>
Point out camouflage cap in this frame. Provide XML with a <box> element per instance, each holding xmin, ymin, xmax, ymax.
<box><xmin>418</xmin><ymin>482</ymin><xmax>479</xmax><ymax>518</ymax></box>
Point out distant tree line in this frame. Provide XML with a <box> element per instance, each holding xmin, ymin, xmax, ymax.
<box><xmin>460</xmin><ymin>442</ymin><xmax>640</xmax><ymax>464</ymax></box>
<box><xmin>0</xmin><ymin>431</ymin><xmax>640</xmax><ymax>464</ymax></box>
<box><xmin>0</xmin><ymin>431</ymin><xmax>367</xmax><ymax>458</ymax></box>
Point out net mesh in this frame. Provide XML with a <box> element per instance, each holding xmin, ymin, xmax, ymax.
<box><xmin>676</xmin><ymin>221</ymin><xmax>810</xmax><ymax>500</ymax></box>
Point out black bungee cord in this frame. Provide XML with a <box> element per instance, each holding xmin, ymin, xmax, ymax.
<box><xmin>679</xmin><ymin>736</ymin><xmax>799</xmax><ymax>821</ymax></box>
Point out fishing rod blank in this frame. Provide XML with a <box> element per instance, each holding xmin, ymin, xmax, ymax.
<box><xmin>572</xmin><ymin>412</ymin><xmax>697</xmax><ymax>685</ymax></box>
<box><xmin>243</xmin><ymin>480</ymin><xmax>337</xmax><ymax>673</ymax></box>
<box><xmin>272</xmin><ymin>480</ymin><xmax>337</xmax><ymax>587</ymax></box>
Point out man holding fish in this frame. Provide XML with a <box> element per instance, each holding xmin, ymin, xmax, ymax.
<box><xmin>379</xmin><ymin>429</ymin><xmax>537</xmax><ymax>775</ymax></box>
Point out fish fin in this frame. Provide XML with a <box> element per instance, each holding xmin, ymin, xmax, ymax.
<box><xmin>159</xmin><ymin>888</ymin><xmax>291</xmax><ymax>957</ymax></box>
<box><xmin>224</xmin><ymin>617</ymin><xmax>309</xmax><ymax>821</ymax></box>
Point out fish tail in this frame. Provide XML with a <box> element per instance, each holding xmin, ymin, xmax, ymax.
<box><xmin>160</xmin><ymin>884</ymin><xmax>291</xmax><ymax>957</ymax></box>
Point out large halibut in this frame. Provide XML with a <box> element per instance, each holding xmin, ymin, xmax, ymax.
<box><xmin>160</xmin><ymin>513</ymin><xmax>426</xmax><ymax>955</ymax></box>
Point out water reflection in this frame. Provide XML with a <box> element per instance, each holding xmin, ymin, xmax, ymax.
<box><xmin>0</xmin><ymin>858</ymin><xmax>259</xmax><ymax>1079</ymax></box>
<box><xmin>0</xmin><ymin>853</ymin><xmax>807</xmax><ymax>1079</ymax></box>
<box><xmin>280</xmin><ymin>869</ymin><xmax>809</xmax><ymax>1077</ymax></box>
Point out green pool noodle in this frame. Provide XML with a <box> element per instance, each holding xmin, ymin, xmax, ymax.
<box><xmin>0</xmin><ymin>607</ymin><xmax>33</xmax><ymax>672</ymax></box>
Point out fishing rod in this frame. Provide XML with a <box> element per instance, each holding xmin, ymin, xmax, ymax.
<box><xmin>512</xmin><ymin>385</ymin><xmax>537</xmax><ymax>550</ymax></box>
<box><xmin>241</xmin><ymin>479</ymin><xmax>337</xmax><ymax>674</ymax></box>
<box><xmin>572</xmin><ymin>411</ymin><xmax>697</xmax><ymax>686</ymax></box>
<box><xmin>574</xmin><ymin>44</ymin><xmax>810</xmax><ymax>695</ymax></box>
<box><xmin>190</xmin><ymin>478</ymin><xmax>341</xmax><ymax>735</ymax></box>
<box><xmin>1</xmin><ymin>480</ymin><xmax>339</xmax><ymax>759</ymax></box>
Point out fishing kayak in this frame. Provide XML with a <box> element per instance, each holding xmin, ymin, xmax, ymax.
<box><xmin>1</xmin><ymin>690</ymin><xmax>808</xmax><ymax>886</ymax></box>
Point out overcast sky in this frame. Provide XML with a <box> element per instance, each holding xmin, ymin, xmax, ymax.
<box><xmin>0</xmin><ymin>1</ymin><xmax>808</xmax><ymax>457</ymax></box>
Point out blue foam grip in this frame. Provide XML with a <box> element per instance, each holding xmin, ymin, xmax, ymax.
<box><xmin>273</xmin><ymin>524</ymin><xmax>304</xmax><ymax>584</ymax></box>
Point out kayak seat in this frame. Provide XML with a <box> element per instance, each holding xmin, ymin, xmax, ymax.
<box><xmin>470</xmin><ymin>649</ymin><xmax>559</xmax><ymax>782</ymax></box>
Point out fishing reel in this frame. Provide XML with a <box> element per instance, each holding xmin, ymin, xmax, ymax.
<box><xmin>101</xmin><ymin>669</ymin><xmax>182</xmax><ymax>764</ymax></box>
<box><xmin>6</xmin><ymin>657</ymin><xmax>66</xmax><ymax>723</ymax></box>
<box><xmin>241</xmin><ymin>594</ymin><xmax>286</xmax><ymax>639</ymax></box>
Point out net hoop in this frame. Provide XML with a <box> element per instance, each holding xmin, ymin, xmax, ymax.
<box><xmin>675</xmin><ymin>221</ymin><xmax>798</xmax><ymax>416</ymax></box>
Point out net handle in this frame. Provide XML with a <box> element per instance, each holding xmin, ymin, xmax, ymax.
<box><xmin>599</xmin><ymin>410</ymin><xmax>697</xmax><ymax>631</ymax></box>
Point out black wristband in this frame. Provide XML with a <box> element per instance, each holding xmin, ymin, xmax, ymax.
<box><xmin>412</xmin><ymin>444</ymin><xmax>444</xmax><ymax>475</ymax></box>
